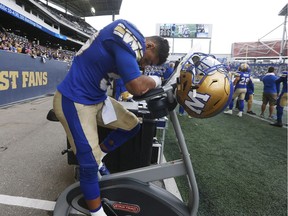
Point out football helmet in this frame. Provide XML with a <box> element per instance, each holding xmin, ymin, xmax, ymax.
<box><xmin>176</xmin><ymin>52</ymin><xmax>233</xmax><ymax>118</ymax></box>
<box><xmin>239</xmin><ymin>63</ymin><xmax>249</xmax><ymax>72</ymax></box>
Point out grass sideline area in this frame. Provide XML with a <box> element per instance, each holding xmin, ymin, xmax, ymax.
<box><xmin>164</xmin><ymin>112</ymin><xmax>287</xmax><ymax>216</ymax></box>
<box><xmin>163</xmin><ymin>91</ymin><xmax>287</xmax><ymax>216</ymax></box>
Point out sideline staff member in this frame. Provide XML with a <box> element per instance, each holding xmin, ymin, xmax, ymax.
<box><xmin>53</xmin><ymin>19</ymin><xmax>169</xmax><ymax>216</ymax></box>
<box><xmin>270</xmin><ymin>71</ymin><xmax>288</xmax><ymax>127</ymax></box>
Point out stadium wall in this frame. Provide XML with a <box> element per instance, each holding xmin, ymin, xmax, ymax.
<box><xmin>0</xmin><ymin>50</ymin><xmax>69</xmax><ymax>106</ymax></box>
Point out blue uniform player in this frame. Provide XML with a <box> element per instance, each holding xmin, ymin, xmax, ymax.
<box><xmin>260</xmin><ymin>66</ymin><xmax>278</xmax><ymax>119</ymax></box>
<box><xmin>53</xmin><ymin>19</ymin><xmax>169</xmax><ymax>216</ymax></box>
<box><xmin>224</xmin><ymin>63</ymin><xmax>251</xmax><ymax>117</ymax></box>
<box><xmin>270</xmin><ymin>71</ymin><xmax>287</xmax><ymax>127</ymax></box>
<box><xmin>245</xmin><ymin>79</ymin><xmax>256</xmax><ymax>114</ymax></box>
<box><xmin>235</xmin><ymin>67</ymin><xmax>256</xmax><ymax>115</ymax></box>
<box><xmin>163</xmin><ymin>62</ymin><xmax>174</xmax><ymax>82</ymax></box>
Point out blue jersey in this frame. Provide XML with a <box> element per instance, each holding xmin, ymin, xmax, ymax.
<box><xmin>262</xmin><ymin>73</ymin><xmax>278</xmax><ymax>93</ymax></box>
<box><xmin>115</xmin><ymin>78</ymin><xmax>127</xmax><ymax>100</ymax></box>
<box><xmin>275</xmin><ymin>73</ymin><xmax>287</xmax><ymax>94</ymax></box>
<box><xmin>234</xmin><ymin>71</ymin><xmax>250</xmax><ymax>89</ymax></box>
<box><xmin>163</xmin><ymin>67</ymin><xmax>173</xmax><ymax>80</ymax></box>
<box><xmin>246</xmin><ymin>79</ymin><xmax>254</xmax><ymax>95</ymax></box>
<box><xmin>57</xmin><ymin>19</ymin><xmax>146</xmax><ymax>104</ymax></box>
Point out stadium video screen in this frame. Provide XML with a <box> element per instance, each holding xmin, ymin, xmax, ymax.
<box><xmin>156</xmin><ymin>23</ymin><xmax>212</xmax><ymax>39</ymax></box>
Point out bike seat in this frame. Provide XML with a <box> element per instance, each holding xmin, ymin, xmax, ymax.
<box><xmin>46</xmin><ymin>109</ymin><xmax>59</xmax><ymax>122</ymax></box>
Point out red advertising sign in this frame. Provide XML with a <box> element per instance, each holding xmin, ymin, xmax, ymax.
<box><xmin>232</xmin><ymin>40</ymin><xmax>288</xmax><ymax>58</ymax></box>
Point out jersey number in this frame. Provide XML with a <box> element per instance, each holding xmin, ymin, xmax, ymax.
<box><xmin>239</xmin><ymin>77</ymin><xmax>250</xmax><ymax>85</ymax></box>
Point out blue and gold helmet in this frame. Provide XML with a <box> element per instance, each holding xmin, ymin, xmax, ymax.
<box><xmin>239</xmin><ymin>63</ymin><xmax>250</xmax><ymax>72</ymax></box>
<box><xmin>176</xmin><ymin>52</ymin><xmax>233</xmax><ymax>118</ymax></box>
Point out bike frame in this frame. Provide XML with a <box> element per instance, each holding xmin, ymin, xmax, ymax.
<box><xmin>53</xmin><ymin>90</ymin><xmax>199</xmax><ymax>216</ymax></box>
<box><xmin>52</xmin><ymin>49</ymin><xmax>201</xmax><ymax>216</ymax></box>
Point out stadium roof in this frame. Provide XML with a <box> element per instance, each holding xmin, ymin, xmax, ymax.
<box><xmin>45</xmin><ymin>0</ymin><xmax>123</xmax><ymax>17</ymax></box>
<box><xmin>278</xmin><ymin>3</ymin><xmax>288</xmax><ymax>16</ymax></box>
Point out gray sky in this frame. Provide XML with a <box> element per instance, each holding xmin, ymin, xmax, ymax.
<box><xmin>86</xmin><ymin>0</ymin><xmax>287</xmax><ymax>54</ymax></box>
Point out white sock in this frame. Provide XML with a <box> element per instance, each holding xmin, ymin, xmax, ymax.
<box><xmin>90</xmin><ymin>206</ymin><xmax>107</xmax><ymax>216</ymax></box>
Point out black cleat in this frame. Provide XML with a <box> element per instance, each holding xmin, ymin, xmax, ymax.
<box><xmin>247</xmin><ymin>111</ymin><xmax>256</xmax><ymax>115</ymax></box>
<box><xmin>270</xmin><ymin>122</ymin><xmax>283</xmax><ymax>127</ymax></box>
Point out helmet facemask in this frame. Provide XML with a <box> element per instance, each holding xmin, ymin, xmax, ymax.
<box><xmin>176</xmin><ymin>52</ymin><xmax>233</xmax><ymax>118</ymax></box>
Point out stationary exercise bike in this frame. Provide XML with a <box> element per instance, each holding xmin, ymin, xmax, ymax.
<box><xmin>47</xmin><ymin>50</ymin><xmax>200</xmax><ymax>216</ymax></box>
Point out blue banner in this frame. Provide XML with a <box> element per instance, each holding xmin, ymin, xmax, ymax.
<box><xmin>0</xmin><ymin>51</ymin><xmax>69</xmax><ymax>106</ymax></box>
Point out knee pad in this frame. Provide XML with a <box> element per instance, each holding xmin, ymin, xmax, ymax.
<box><xmin>103</xmin><ymin>123</ymin><xmax>141</xmax><ymax>152</ymax></box>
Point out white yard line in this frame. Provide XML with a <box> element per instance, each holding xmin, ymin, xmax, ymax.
<box><xmin>0</xmin><ymin>194</ymin><xmax>82</xmax><ymax>214</ymax></box>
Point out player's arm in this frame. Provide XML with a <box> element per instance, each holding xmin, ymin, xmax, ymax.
<box><xmin>125</xmin><ymin>75</ymin><xmax>160</xmax><ymax>96</ymax></box>
<box><xmin>233</xmin><ymin>76</ymin><xmax>240</xmax><ymax>86</ymax></box>
<box><xmin>111</xmin><ymin>43</ymin><xmax>160</xmax><ymax>96</ymax></box>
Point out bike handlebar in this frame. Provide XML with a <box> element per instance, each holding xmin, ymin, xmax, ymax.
<box><xmin>133</xmin><ymin>84</ymin><xmax>176</xmax><ymax>102</ymax></box>
<box><xmin>132</xmin><ymin>88</ymin><xmax>165</xmax><ymax>101</ymax></box>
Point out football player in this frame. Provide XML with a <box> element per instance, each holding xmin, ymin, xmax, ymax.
<box><xmin>224</xmin><ymin>63</ymin><xmax>251</xmax><ymax>117</ymax></box>
<box><xmin>270</xmin><ymin>71</ymin><xmax>287</xmax><ymax>127</ymax></box>
<box><xmin>53</xmin><ymin>19</ymin><xmax>169</xmax><ymax>216</ymax></box>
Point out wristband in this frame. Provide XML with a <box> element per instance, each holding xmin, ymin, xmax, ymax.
<box><xmin>149</xmin><ymin>75</ymin><xmax>162</xmax><ymax>88</ymax></box>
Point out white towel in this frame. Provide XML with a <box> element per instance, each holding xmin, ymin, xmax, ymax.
<box><xmin>102</xmin><ymin>97</ymin><xmax>117</xmax><ymax>125</ymax></box>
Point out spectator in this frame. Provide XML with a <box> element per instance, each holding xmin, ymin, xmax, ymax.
<box><xmin>16</xmin><ymin>42</ymin><xmax>23</xmax><ymax>53</ymax></box>
<box><xmin>270</xmin><ymin>71</ymin><xmax>287</xmax><ymax>127</ymax></box>
<box><xmin>260</xmin><ymin>66</ymin><xmax>278</xmax><ymax>119</ymax></box>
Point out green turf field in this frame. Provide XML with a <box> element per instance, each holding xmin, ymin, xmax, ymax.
<box><xmin>163</xmin><ymin>105</ymin><xmax>287</xmax><ymax>216</ymax></box>
<box><xmin>253</xmin><ymin>81</ymin><xmax>263</xmax><ymax>101</ymax></box>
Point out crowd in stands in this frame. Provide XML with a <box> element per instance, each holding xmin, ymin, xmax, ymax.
<box><xmin>0</xmin><ymin>28</ymin><xmax>75</xmax><ymax>62</ymax></box>
<box><xmin>227</xmin><ymin>62</ymin><xmax>287</xmax><ymax>78</ymax></box>
<box><xmin>144</xmin><ymin>65</ymin><xmax>167</xmax><ymax>76</ymax></box>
